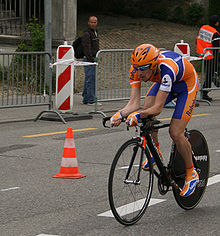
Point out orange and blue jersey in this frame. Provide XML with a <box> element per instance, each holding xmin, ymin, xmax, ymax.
<box><xmin>129</xmin><ymin>50</ymin><xmax>199</xmax><ymax>121</ymax></box>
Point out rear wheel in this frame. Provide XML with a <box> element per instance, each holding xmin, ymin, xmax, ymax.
<box><xmin>171</xmin><ymin>129</ymin><xmax>209</xmax><ymax>210</ymax></box>
<box><xmin>108</xmin><ymin>138</ymin><xmax>154</xmax><ymax>225</ymax></box>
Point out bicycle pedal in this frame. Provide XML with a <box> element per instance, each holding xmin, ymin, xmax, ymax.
<box><xmin>171</xmin><ymin>180</ymin><xmax>181</xmax><ymax>191</ymax></box>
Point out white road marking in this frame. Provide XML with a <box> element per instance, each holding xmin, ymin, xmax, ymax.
<box><xmin>98</xmin><ymin>198</ymin><xmax>166</xmax><ymax>217</ymax></box>
<box><xmin>119</xmin><ymin>165</ymin><xmax>139</xmax><ymax>169</ymax></box>
<box><xmin>98</xmin><ymin>174</ymin><xmax>220</xmax><ymax>218</ymax></box>
<box><xmin>37</xmin><ymin>234</ymin><xmax>59</xmax><ymax>236</ymax></box>
<box><xmin>0</xmin><ymin>187</ymin><xmax>20</xmax><ymax>192</ymax></box>
<box><xmin>207</xmin><ymin>174</ymin><xmax>220</xmax><ymax>186</ymax></box>
<box><xmin>216</xmin><ymin>150</ymin><xmax>220</xmax><ymax>153</ymax></box>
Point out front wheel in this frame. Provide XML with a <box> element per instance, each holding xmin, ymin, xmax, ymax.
<box><xmin>171</xmin><ymin>129</ymin><xmax>210</xmax><ymax>210</ymax></box>
<box><xmin>108</xmin><ymin>138</ymin><xmax>154</xmax><ymax>225</ymax></box>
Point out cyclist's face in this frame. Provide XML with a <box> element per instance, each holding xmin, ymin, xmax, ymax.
<box><xmin>138</xmin><ymin>69</ymin><xmax>153</xmax><ymax>82</ymax></box>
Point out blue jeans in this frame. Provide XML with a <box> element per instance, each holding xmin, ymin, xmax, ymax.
<box><xmin>82</xmin><ymin>58</ymin><xmax>96</xmax><ymax>104</ymax></box>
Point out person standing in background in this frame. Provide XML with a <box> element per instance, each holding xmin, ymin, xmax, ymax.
<box><xmin>81</xmin><ymin>16</ymin><xmax>101</xmax><ymax>105</ymax></box>
<box><xmin>196</xmin><ymin>14</ymin><xmax>220</xmax><ymax>101</ymax></box>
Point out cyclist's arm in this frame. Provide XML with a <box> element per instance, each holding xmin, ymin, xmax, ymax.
<box><xmin>119</xmin><ymin>86</ymin><xmax>141</xmax><ymax>117</ymax></box>
<box><xmin>139</xmin><ymin>90</ymin><xmax>168</xmax><ymax>118</ymax></box>
<box><xmin>139</xmin><ymin>66</ymin><xmax>174</xmax><ymax>118</ymax></box>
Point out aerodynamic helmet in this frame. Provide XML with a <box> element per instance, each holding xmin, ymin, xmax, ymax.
<box><xmin>130</xmin><ymin>44</ymin><xmax>160</xmax><ymax>71</ymax></box>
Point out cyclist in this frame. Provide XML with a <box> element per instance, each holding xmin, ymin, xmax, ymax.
<box><xmin>110</xmin><ymin>44</ymin><xmax>199</xmax><ymax>197</ymax></box>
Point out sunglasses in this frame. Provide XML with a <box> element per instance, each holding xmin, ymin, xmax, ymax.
<box><xmin>133</xmin><ymin>64</ymin><xmax>151</xmax><ymax>71</ymax></box>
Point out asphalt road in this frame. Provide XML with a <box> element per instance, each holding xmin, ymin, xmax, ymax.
<box><xmin>0</xmin><ymin>101</ymin><xmax>220</xmax><ymax>236</ymax></box>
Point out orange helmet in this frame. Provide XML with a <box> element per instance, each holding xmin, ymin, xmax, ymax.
<box><xmin>130</xmin><ymin>44</ymin><xmax>160</xmax><ymax>71</ymax></box>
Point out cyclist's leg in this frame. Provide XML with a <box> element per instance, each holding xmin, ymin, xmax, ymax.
<box><xmin>169</xmin><ymin>119</ymin><xmax>193</xmax><ymax>167</ymax></box>
<box><xmin>142</xmin><ymin>83</ymin><xmax>165</xmax><ymax>170</ymax></box>
<box><xmin>169</xmin><ymin>72</ymin><xmax>199</xmax><ymax>196</ymax></box>
<box><xmin>170</xmin><ymin>119</ymin><xmax>199</xmax><ymax>196</ymax></box>
<box><xmin>144</xmin><ymin>82</ymin><xmax>174</xmax><ymax>147</ymax></box>
<box><xmin>143</xmin><ymin>82</ymin><xmax>158</xmax><ymax>144</ymax></box>
<box><xmin>172</xmin><ymin>129</ymin><xmax>209</xmax><ymax>209</ymax></box>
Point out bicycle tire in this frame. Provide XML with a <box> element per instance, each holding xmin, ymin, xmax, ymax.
<box><xmin>172</xmin><ymin>129</ymin><xmax>210</xmax><ymax>210</ymax></box>
<box><xmin>108</xmin><ymin>138</ymin><xmax>154</xmax><ymax>225</ymax></box>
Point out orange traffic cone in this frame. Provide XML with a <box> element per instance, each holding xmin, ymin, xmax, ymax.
<box><xmin>53</xmin><ymin>127</ymin><xmax>86</xmax><ymax>179</ymax></box>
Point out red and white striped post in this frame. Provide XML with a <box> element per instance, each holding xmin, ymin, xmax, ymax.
<box><xmin>174</xmin><ymin>40</ymin><xmax>202</xmax><ymax>62</ymax></box>
<box><xmin>55</xmin><ymin>42</ymin><xmax>74</xmax><ymax>112</ymax></box>
<box><xmin>174</xmin><ymin>40</ymin><xmax>190</xmax><ymax>58</ymax></box>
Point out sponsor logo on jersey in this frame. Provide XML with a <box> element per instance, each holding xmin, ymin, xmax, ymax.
<box><xmin>186</xmin><ymin>91</ymin><xmax>198</xmax><ymax>116</ymax></box>
<box><xmin>174</xmin><ymin>56</ymin><xmax>182</xmax><ymax>62</ymax></box>
<box><xmin>161</xmin><ymin>75</ymin><xmax>171</xmax><ymax>88</ymax></box>
<box><xmin>163</xmin><ymin>77</ymin><xmax>168</xmax><ymax>83</ymax></box>
<box><xmin>130</xmin><ymin>68</ymin><xmax>137</xmax><ymax>80</ymax></box>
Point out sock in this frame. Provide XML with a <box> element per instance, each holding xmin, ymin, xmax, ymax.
<box><xmin>186</xmin><ymin>165</ymin><xmax>194</xmax><ymax>177</ymax></box>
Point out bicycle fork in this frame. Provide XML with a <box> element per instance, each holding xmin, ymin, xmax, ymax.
<box><xmin>123</xmin><ymin>137</ymin><xmax>146</xmax><ymax>185</ymax></box>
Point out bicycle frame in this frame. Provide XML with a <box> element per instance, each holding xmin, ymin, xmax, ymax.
<box><xmin>103</xmin><ymin>117</ymin><xmax>186</xmax><ymax>193</ymax></box>
<box><xmin>141</xmin><ymin>125</ymin><xmax>193</xmax><ymax>193</ymax></box>
<box><xmin>104</xmin><ymin>116</ymin><xmax>210</xmax><ymax>225</ymax></box>
<box><xmin>140</xmin><ymin>125</ymin><xmax>172</xmax><ymax>190</ymax></box>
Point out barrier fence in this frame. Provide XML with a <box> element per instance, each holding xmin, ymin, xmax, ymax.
<box><xmin>0</xmin><ymin>51</ymin><xmax>52</xmax><ymax>109</ymax></box>
<box><xmin>200</xmin><ymin>47</ymin><xmax>220</xmax><ymax>100</ymax></box>
<box><xmin>1</xmin><ymin>46</ymin><xmax>220</xmax><ymax>123</ymax></box>
<box><xmin>95</xmin><ymin>49</ymin><xmax>152</xmax><ymax>104</ymax></box>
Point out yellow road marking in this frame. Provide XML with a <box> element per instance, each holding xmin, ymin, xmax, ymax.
<box><xmin>23</xmin><ymin>113</ymin><xmax>211</xmax><ymax>138</ymax></box>
<box><xmin>23</xmin><ymin>128</ymin><xmax>97</xmax><ymax>138</ymax></box>
<box><xmin>158</xmin><ymin>117</ymin><xmax>171</xmax><ymax>121</ymax></box>
<box><xmin>159</xmin><ymin>113</ymin><xmax>211</xmax><ymax>121</ymax></box>
<box><xmin>191</xmin><ymin>113</ymin><xmax>211</xmax><ymax>117</ymax></box>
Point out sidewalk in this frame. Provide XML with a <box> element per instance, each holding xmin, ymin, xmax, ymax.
<box><xmin>0</xmin><ymin>93</ymin><xmax>128</xmax><ymax>124</ymax></box>
<box><xmin>0</xmin><ymin>91</ymin><xmax>219</xmax><ymax>124</ymax></box>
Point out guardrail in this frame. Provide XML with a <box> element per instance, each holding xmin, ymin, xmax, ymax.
<box><xmin>0</xmin><ymin>51</ymin><xmax>52</xmax><ymax>109</ymax></box>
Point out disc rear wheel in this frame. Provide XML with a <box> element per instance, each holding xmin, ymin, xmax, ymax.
<box><xmin>172</xmin><ymin>130</ymin><xmax>210</xmax><ymax>210</ymax></box>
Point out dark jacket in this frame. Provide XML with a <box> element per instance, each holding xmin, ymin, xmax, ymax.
<box><xmin>212</xmin><ymin>31</ymin><xmax>220</xmax><ymax>48</ymax></box>
<box><xmin>81</xmin><ymin>28</ymin><xmax>99</xmax><ymax>62</ymax></box>
<box><xmin>209</xmin><ymin>25</ymin><xmax>220</xmax><ymax>58</ymax></box>
<box><xmin>209</xmin><ymin>15</ymin><xmax>220</xmax><ymax>48</ymax></box>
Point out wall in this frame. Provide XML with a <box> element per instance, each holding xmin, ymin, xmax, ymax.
<box><xmin>52</xmin><ymin>0</ymin><xmax>77</xmax><ymax>46</ymax></box>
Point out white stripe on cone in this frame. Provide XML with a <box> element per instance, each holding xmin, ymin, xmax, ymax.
<box><xmin>64</xmin><ymin>138</ymin><xmax>75</xmax><ymax>148</ymax></box>
<box><xmin>61</xmin><ymin>157</ymin><xmax>78</xmax><ymax>167</ymax></box>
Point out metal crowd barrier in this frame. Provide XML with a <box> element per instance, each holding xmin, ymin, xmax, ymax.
<box><xmin>94</xmin><ymin>49</ymin><xmax>152</xmax><ymax>113</ymax></box>
<box><xmin>0</xmin><ymin>52</ymin><xmax>52</xmax><ymax>109</ymax></box>
<box><xmin>200</xmin><ymin>47</ymin><xmax>220</xmax><ymax>102</ymax></box>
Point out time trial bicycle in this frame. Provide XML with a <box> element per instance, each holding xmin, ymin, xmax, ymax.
<box><xmin>103</xmin><ymin>117</ymin><xmax>209</xmax><ymax>225</ymax></box>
